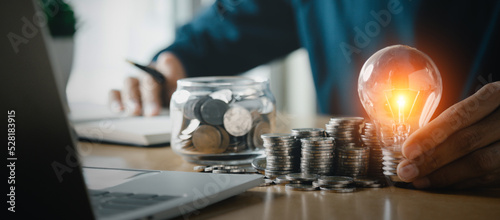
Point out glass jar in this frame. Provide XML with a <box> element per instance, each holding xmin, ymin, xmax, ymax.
<box><xmin>170</xmin><ymin>76</ymin><xmax>276</xmax><ymax>165</ymax></box>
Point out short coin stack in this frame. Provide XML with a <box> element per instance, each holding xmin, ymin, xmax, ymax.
<box><xmin>300</xmin><ymin>137</ymin><xmax>336</xmax><ymax>175</ymax></box>
<box><xmin>361</xmin><ymin>122</ymin><xmax>385</xmax><ymax>179</ymax></box>
<box><xmin>313</xmin><ymin>176</ymin><xmax>356</xmax><ymax>192</ymax></box>
<box><xmin>325</xmin><ymin>117</ymin><xmax>370</xmax><ymax>178</ymax></box>
<box><xmin>261</xmin><ymin>133</ymin><xmax>300</xmax><ymax>178</ymax></box>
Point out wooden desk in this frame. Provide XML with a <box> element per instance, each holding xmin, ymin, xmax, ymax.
<box><xmin>78</xmin><ymin>116</ymin><xmax>500</xmax><ymax>220</ymax></box>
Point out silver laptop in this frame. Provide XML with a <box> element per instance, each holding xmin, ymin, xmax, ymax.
<box><xmin>1</xmin><ymin>1</ymin><xmax>262</xmax><ymax>219</ymax></box>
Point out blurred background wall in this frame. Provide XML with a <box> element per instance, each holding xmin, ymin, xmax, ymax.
<box><xmin>66</xmin><ymin>0</ymin><xmax>317</xmax><ymax>116</ymax></box>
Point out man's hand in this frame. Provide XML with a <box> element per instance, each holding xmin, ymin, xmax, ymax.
<box><xmin>109</xmin><ymin>52</ymin><xmax>186</xmax><ymax>116</ymax></box>
<box><xmin>397</xmin><ymin>81</ymin><xmax>500</xmax><ymax>189</ymax></box>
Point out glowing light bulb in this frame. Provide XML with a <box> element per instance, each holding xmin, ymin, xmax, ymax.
<box><xmin>358</xmin><ymin>45</ymin><xmax>442</xmax><ymax>183</ymax></box>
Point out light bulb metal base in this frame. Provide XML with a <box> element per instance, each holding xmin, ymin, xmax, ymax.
<box><xmin>382</xmin><ymin>147</ymin><xmax>405</xmax><ymax>183</ymax></box>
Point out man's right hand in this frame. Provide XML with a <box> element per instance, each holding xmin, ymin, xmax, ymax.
<box><xmin>109</xmin><ymin>52</ymin><xmax>186</xmax><ymax>116</ymax></box>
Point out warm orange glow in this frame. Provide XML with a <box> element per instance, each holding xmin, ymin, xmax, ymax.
<box><xmin>396</xmin><ymin>96</ymin><xmax>406</xmax><ymax>108</ymax></box>
<box><xmin>384</xmin><ymin>89</ymin><xmax>419</xmax><ymax>123</ymax></box>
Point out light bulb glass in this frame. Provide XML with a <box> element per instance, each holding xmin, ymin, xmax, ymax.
<box><xmin>358</xmin><ymin>45</ymin><xmax>442</xmax><ymax>182</ymax></box>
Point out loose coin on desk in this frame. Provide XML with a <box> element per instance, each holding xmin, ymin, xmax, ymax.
<box><xmin>320</xmin><ymin>186</ymin><xmax>356</xmax><ymax>193</ymax></box>
<box><xmin>286</xmin><ymin>173</ymin><xmax>318</xmax><ymax>182</ymax></box>
<box><xmin>285</xmin><ymin>184</ymin><xmax>318</xmax><ymax>191</ymax></box>
<box><xmin>251</xmin><ymin>157</ymin><xmax>266</xmax><ymax>173</ymax></box>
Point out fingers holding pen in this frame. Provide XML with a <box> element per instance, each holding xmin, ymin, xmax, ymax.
<box><xmin>139</xmin><ymin>73</ymin><xmax>162</xmax><ymax>116</ymax></box>
<box><xmin>122</xmin><ymin>76</ymin><xmax>142</xmax><ymax>116</ymax></box>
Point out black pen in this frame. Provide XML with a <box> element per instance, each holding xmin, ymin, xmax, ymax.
<box><xmin>126</xmin><ymin>59</ymin><xmax>166</xmax><ymax>84</ymax></box>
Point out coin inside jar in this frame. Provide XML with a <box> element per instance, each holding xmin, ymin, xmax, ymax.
<box><xmin>252</xmin><ymin>121</ymin><xmax>271</xmax><ymax>149</ymax></box>
<box><xmin>216</xmin><ymin>126</ymin><xmax>230</xmax><ymax>153</ymax></box>
<box><xmin>200</xmin><ymin>99</ymin><xmax>230</xmax><ymax>125</ymax></box>
<box><xmin>223</xmin><ymin>106</ymin><xmax>252</xmax><ymax>136</ymax></box>
<box><xmin>193</xmin><ymin>96</ymin><xmax>211</xmax><ymax>123</ymax></box>
<box><xmin>209</xmin><ymin>89</ymin><xmax>233</xmax><ymax>103</ymax></box>
<box><xmin>192</xmin><ymin>125</ymin><xmax>222</xmax><ymax>153</ymax></box>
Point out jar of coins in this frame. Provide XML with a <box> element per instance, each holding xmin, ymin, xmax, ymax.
<box><xmin>170</xmin><ymin>76</ymin><xmax>276</xmax><ymax>165</ymax></box>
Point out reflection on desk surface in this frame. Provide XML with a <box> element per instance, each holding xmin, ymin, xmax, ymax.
<box><xmin>79</xmin><ymin>141</ymin><xmax>500</xmax><ymax>220</ymax></box>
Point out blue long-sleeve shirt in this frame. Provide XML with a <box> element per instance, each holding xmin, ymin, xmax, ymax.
<box><xmin>155</xmin><ymin>0</ymin><xmax>500</xmax><ymax>116</ymax></box>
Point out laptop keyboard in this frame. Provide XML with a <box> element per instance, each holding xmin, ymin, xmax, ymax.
<box><xmin>89</xmin><ymin>190</ymin><xmax>179</xmax><ymax>217</ymax></box>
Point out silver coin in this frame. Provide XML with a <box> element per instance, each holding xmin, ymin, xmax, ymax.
<box><xmin>181</xmin><ymin>119</ymin><xmax>200</xmax><ymax>135</ymax></box>
<box><xmin>193</xmin><ymin>166</ymin><xmax>207</xmax><ymax>172</ymax></box>
<box><xmin>285</xmin><ymin>184</ymin><xmax>318</xmax><ymax>191</ymax></box>
<box><xmin>229</xmin><ymin>169</ymin><xmax>246</xmax><ymax>173</ymax></box>
<box><xmin>273</xmin><ymin>175</ymin><xmax>291</xmax><ymax>185</ymax></box>
<box><xmin>192</xmin><ymin>125</ymin><xmax>222</xmax><ymax>153</ymax></box>
<box><xmin>286</xmin><ymin>173</ymin><xmax>318</xmax><ymax>182</ymax></box>
<box><xmin>200</xmin><ymin>99</ymin><xmax>229</xmax><ymax>125</ymax></box>
<box><xmin>235</xmin><ymin>99</ymin><xmax>263</xmax><ymax>112</ymax></box>
<box><xmin>314</xmin><ymin>181</ymin><xmax>350</xmax><ymax>188</ymax></box>
<box><xmin>213</xmin><ymin>169</ymin><xmax>228</xmax><ymax>174</ymax></box>
<box><xmin>223</xmin><ymin>106</ymin><xmax>253</xmax><ymax>136</ymax></box>
<box><xmin>183</xmin><ymin>99</ymin><xmax>199</xmax><ymax>120</ymax></box>
<box><xmin>251</xmin><ymin>157</ymin><xmax>266</xmax><ymax>171</ymax></box>
<box><xmin>318</xmin><ymin>176</ymin><xmax>354</xmax><ymax>185</ymax></box>
<box><xmin>209</xmin><ymin>89</ymin><xmax>233</xmax><ymax>103</ymax></box>
<box><xmin>319</xmin><ymin>186</ymin><xmax>356</xmax><ymax>193</ymax></box>
<box><xmin>223</xmin><ymin>165</ymin><xmax>240</xmax><ymax>170</ymax></box>
<box><xmin>259</xmin><ymin>96</ymin><xmax>274</xmax><ymax>114</ymax></box>
<box><xmin>193</xmin><ymin>96</ymin><xmax>211</xmax><ymax>123</ymax></box>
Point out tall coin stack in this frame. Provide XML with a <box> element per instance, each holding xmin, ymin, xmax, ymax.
<box><xmin>325</xmin><ymin>117</ymin><xmax>370</xmax><ymax>178</ymax></box>
<box><xmin>261</xmin><ymin>133</ymin><xmax>300</xmax><ymax>178</ymax></box>
<box><xmin>361</xmin><ymin>122</ymin><xmax>384</xmax><ymax>179</ymax></box>
<box><xmin>291</xmin><ymin>128</ymin><xmax>325</xmax><ymax>174</ymax></box>
<box><xmin>300</xmin><ymin>137</ymin><xmax>336</xmax><ymax>175</ymax></box>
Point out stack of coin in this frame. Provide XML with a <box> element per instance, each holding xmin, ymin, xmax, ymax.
<box><xmin>291</xmin><ymin>128</ymin><xmax>325</xmax><ymax>139</ymax></box>
<box><xmin>291</xmin><ymin>128</ymin><xmax>325</xmax><ymax>174</ymax></box>
<box><xmin>361</xmin><ymin>122</ymin><xmax>385</xmax><ymax>179</ymax></box>
<box><xmin>325</xmin><ymin>117</ymin><xmax>364</xmax><ymax>144</ymax></box>
<box><xmin>261</xmin><ymin>133</ymin><xmax>300</xmax><ymax>177</ymax></box>
<box><xmin>300</xmin><ymin>137</ymin><xmax>336</xmax><ymax>175</ymax></box>
<box><xmin>325</xmin><ymin>117</ymin><xmax>370</xmax><ymax>178</ymax></box>
<box><xmin>335</xmin><ymin>145</ymin><xmax>370</xmax><ymax>177</ymax></box>
<box><xmin>313</xmin><ymin>176</ymin><xmax>357</xmax><ymax>192</ymax></box>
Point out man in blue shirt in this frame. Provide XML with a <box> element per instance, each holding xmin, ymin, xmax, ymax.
<box><xmin>110</xmin><ymin>0</ymin><xmax>500</xmax><ymax>189</ymax></box>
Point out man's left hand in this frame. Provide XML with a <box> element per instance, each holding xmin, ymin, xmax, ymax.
<box><xmin>397</xmin><ymin>81</ymin><xmax>500</xmax><ymax>189</ymax></box>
